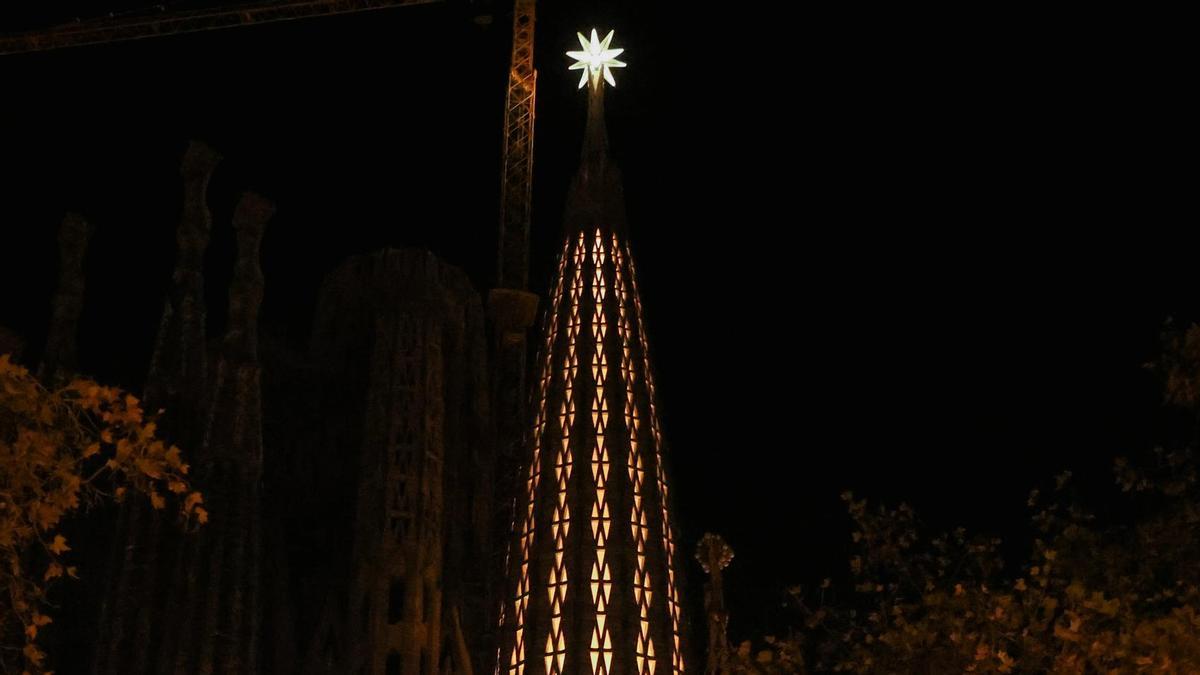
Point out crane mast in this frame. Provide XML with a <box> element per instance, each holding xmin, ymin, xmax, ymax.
<box><xmin>486</xmin><ymin>1</ymin><xmax>541</xmax><ymax>668</ymax></box>
<box><xmin>497</xmin><ymin>0</ymin><xmax>536</xmax><ymax>290</ymax></box>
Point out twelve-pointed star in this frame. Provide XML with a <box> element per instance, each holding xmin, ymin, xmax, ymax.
<box><xmin>566</xmin><ymin>29</ymin><xmax>627</xmax><ymax>89</ymax></box>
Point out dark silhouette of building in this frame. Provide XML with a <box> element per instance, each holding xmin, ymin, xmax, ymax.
<box><xmin>54</xmin><ymin>140</ymin><xmax>495</xmax><ymax>675</ymax></box>
<box><xmin>298</xmin><ymin>248</ymin><xmax>493</xmax><ymax>675</ymax></box>
<box><xmin>16</xmin><ymin>31</ymin><xmax>693</xmax><ymax>675</ymax></box>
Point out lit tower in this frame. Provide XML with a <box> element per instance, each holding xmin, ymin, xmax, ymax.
<box><xmin>498</xmin><ymin>30</ymin><xmax>687</xmax><ymax>675</ymax></box>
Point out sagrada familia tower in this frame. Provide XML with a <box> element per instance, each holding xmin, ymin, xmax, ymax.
<box><xmin>497</xmin><ymin>30</ymin><xmax>688</xmax><ymax>675</ymax></box>
<box><xmin>6</xmin><ymin>17</ymin><xmax>725</xmax><ymax>675</ymax></box>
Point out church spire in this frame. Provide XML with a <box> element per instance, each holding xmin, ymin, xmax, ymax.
<box><xmin>499</xmin><ymin>31</ymin><xmax>687</xmax><ymax>675</ymax></box>
<box><xmin>564</xmin><ymin>30</ymin><xmax>628</xmax><ymax>238</ymax></box>
<box><xmin>145</xmin><ymin>140</ymin><xmax>222</xmax><ymax>447</ymax></box>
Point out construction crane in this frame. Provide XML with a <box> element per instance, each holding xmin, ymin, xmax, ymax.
<box><xmin>486</xmin><ymin>0</ymin><xmax>541</xmax><ymax>666</ymax></box>
<box><xmin>2</xmin><ymin>0</ymin><xmax>541</xmax><ymax>307</ymax></box>
<box><xmin>0</xmin><ymin>0</ymin><xmax>444</xmax><ymax>55</ymax></box>
<box><xmin>2</xmin><ymin>2</ymin><xmax>540</xmax><ymax>669</ymax></box>
<box><xmin>2</xmin><ymin>0</ymin><xmax>540</xmax><ymax>292</ymax></box>
<box><xmin>1</xmin><ymin>0</ymin><xmax>539</xmax><ymax>292</ymax></box>
<box><xmin>496</xmin><ymin>0</ymin><xmax>535</xmax><ymax>292</ymax></box>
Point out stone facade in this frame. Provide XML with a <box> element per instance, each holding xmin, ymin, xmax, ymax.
<box><xmin>76</xmin><ymin>143</ymin><xmax>499</xmax><ymax>674</ymax></box>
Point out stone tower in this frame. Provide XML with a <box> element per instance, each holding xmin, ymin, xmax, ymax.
<box><xmin>91</xmin><ymin>140</ymin><xmax>223</xmax><ymax>675</ymax></box>
<box><xmin>497</xmin><ymin>31</ymin><xmax>688</xmax><ymax>675</ymax></box>
<box><xmin>302</xmin><ymin>248</ymin><xmax>492</xmax><ymax>675</ymax></box>
<box><xmin>90</xmin><ymin>141</ymin><xmax>276</xmax><ymax>673</ymax></box>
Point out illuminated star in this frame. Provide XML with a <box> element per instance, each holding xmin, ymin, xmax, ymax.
<box><xmin>566</xmin><ymin>29</ymin><xmax>626</xmax><ymax>89</ymax></box>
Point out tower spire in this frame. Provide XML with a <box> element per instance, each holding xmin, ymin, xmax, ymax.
<box><xmin>498</xmin><ymin>31</ymin><xmax>688</xmax><ymax>675</ymax></box>
<box><xmin>565</xmin><ymin>30</ymin><xmax>627</xmax><ymax>238</ymax></box>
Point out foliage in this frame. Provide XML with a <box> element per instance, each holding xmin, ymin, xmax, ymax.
<box><xmin>1153</xmin><ymin>322</ymin><xmax>1200</xmax><ymax>410</ymax></box>
<box><xmin>729</xmin><ymin>325</ymin><xmax>1200</xmax><ymax>674</ymax></box>
<box><xmin>0</xmin><ymin>354</ymin><xmax>205</xmax><ymax>674</ymax></box>
<box><xmin>729</xmin><ymin>455</ymin><xmax>1200</xmax><ymax>674</ymax></box>
<box><xmin>730</xmin><ymin>635</ymin><xmax>806</xmax><ymax>675</ymax></box>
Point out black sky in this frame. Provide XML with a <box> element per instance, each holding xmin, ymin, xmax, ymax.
<box><xmin>0</xmin><ymin>2</ymin><xmax>1191</xmax><ymax>641</ymax></box>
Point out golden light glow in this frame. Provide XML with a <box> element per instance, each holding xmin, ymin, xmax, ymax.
<box><xmin>589</xmin><ymin>230</ymin><xmax>614</xmax><ymax>675</ymax></box>
<box><xmin>510</xmin><ymin>229</ymin><xmax>687</xmax><ymax>675</ymax></box>
<box><xmin>509</xmin><ymin>238</ymin><xmax>571</xmax><ymax>675</ymax></box>
<box><xmin>615</xmin><ymin>236</ymin><xmax>657</xmax><ymax>675</ymax></box>
<box><xmin>544</xmin><ymin>232</ymin><xmax>586</xmax><ymax>675</ymax></box>
<box><xmin>566</xmin><ymin>28</ymin><xmax>627</xmax><ymax>89</ymax></box>
<box><xmin>628</xmin><ymin>245</ymin><xmax>685</xmax><ymax>675</ymax></box>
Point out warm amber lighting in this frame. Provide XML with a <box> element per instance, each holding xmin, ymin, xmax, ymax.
<box><xmin>566</xmin><ymin>28</ymin><xmax>627</xmax><ymax>89</ymax></box>
<box><xmin>589</xmin><ymin>230</ymin><xmax>614</xmax><ymax>675</ymax></box>
<box><xmin>628</xmin><ymin>245</ymin><xmax>685</xmax><ymax>674</ymax></box>
<box><xmin>543</xmin><ymin>232</ymin><xmax>585</xmax><ymax>675</ymax></box>
<box><xmin>509</xmin><ymin>238</ymin><xmax>571</xmax><ymax>675</ymax></box>
<box><xmin>508</xmin><ymin>229</ymin><xmax>686</xmax><ymax>675</ymax></box>
<box><xmin>613</xmin><ymin>236</ymin><xmax>657</xmax><ymax>675</ymax></box>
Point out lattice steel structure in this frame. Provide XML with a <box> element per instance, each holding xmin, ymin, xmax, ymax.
<box><xmin>489</xmin><ymin>0</ymin><xmax>542</xmax><ymax>664</ymax></box>
<box><xmin>497</xmin><ymin>38</ymin><xmax>687</xmax><ymax>675</ymax></box>
<box><xmin>0</xmin><ymin>0</ymin><xmax>439</xmax><ymax>55</ymax></box>
<box><xmin>497</xmin><ymin>0</ymin><xmax>537</xmax><ymax>291</ymax></box>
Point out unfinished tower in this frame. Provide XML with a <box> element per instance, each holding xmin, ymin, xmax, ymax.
<box><xmin>302</xmin><ymin>248</ymin><xmax>492</xmax><ymax>675</ymax></box>
<box><xmin>498</xmin><ymin>30</ymin><xmax>687</xmax><ymax>675</ymax></box>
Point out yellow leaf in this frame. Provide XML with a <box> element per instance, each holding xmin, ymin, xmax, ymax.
<box><xmin>149</xmin><ymin>491</ymin><xmax>166</xmax><ymax>510</ymax></box>
<box><xmin>1054</xmin><ymin>623</ymin><xmax>1081</xmax><ymax>642</ymax></box>
<box><xmin>135</xmin><ymin>457</ymin><xmax>162</xmax><ymax>479</ymax></box>
<box><xmin>168</xmin><ymin>481</ymin><xmax>187</xmax><ymax>494</ymax></box>
<box><xmin>83</xmin><ymin>442</ymin><xmax>100</xmax><ymax>458</ymax></box>
<box><xmin>184</xmin><ymin>492</ymin><xmax>204</xmax><ymax>511</ymax></box>
<box><xmin>24</xmin><ymin>642</ymin><xmax>45</xmax><ymax>665</ymax></box>
<box><xmin>49</xmin><ymin>534</ymin><xmax>70</xmax><ymax>554</ymax></box>
<box><xmin>44</xmin><ymin>562</ymin><xmax>63</xmax><ymax>581</ymax></box>
<box><xmin>195</xmin><ymin>507</ymin><xmax>209</xmax><ymax>525</ymax></box>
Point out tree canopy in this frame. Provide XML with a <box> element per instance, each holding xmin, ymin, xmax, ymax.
<box><xmin>727</xmin><ymin>326</ymin><xmax>1200</xmax><ymax>674</ymax></box>
<box><xmin>0</xmin><ymin>354</ymin><xmax>204</xmax><ymax>674</ymax></box>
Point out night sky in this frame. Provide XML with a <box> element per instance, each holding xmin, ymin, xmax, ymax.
<box><xmin>0</xmin><ymin>1</ymin><xmax>1188</xmax><ymax>642</ymax></box>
